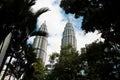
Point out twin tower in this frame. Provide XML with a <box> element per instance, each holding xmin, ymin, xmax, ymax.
<box><xmin>33</xmin><ymin>21</ymin><xmax>77</xmax><ymax>63</ymax></box>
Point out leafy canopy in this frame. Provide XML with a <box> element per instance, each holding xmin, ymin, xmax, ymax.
<box><xmin>60</xmin><ymin>0</ymin><xmax>120</xmax><ymax>45</ymax></box>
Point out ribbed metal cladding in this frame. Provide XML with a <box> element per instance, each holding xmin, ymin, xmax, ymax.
<box><xmin>33</xmin><ymin>21</ymin><xmax>48</xmax><ymax>63</ymax></box>
<box><xmin>61</xmin><ymin>21</ymin><xmax>77</xmax><ymax>49</ymax></box>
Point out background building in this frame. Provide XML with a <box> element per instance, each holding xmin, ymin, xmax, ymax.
<box><xmin>33</xmin><ymin>21</ymin><xmax>48</xmax><ymax>63</ymax></box>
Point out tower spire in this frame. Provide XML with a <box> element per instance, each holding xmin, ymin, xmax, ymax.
<box><xmin>44</xmin><ymin>20</ymin><xmax>46</xmax><ymax>24</ymax></box>
<box><xmin>68</xmin><ymin>17</ymin><xmax>71</xmax><ymax>23</ymax></box>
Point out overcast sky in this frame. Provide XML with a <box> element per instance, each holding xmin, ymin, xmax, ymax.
<box><xmin>30</xmin><ymin>0</ymin><xmax>102</xmax><ymax>64</ymax></box>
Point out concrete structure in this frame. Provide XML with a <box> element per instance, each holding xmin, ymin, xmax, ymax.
<box><xmin>61</xmin><ymin>20</ymin><xmax>77</xmax><ymax>49</ymax></box>
<box><xmin>0</xmin><ymin>32</ymin><xmax>12</xmax><ymax>72</ymax></box>
<box><xmin>33</xmin><ymin>21</ymin><xmax>48</xmax><ymax>63</ymax></box>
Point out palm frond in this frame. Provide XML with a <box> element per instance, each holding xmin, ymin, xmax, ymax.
<box><xmin>35</xmin><ymin>7</ymin><xmax>50</xmax><ymax>18</ymax></box>
<box><xmin>25</xmin><ymin>0</ymin><xmax>36</xmax><ymax>8</ymax></box>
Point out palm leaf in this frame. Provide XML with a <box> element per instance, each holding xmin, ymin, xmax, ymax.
<box><xmin>25</xmin><ymin>0</ymin><xmax>36</xmax><ymax>8</ymax></box>
<box><xmin>35</xmin><ymin>7</ymin><xmax>50</xmax><ymax>18</ymax></box>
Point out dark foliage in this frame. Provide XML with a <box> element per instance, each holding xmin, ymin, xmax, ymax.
<box><xmin>80</xmin><ymin>41</ymin><xmax>120</xmax><ymax>80</ymax></box>
<box><xmin>0</xmin><ymin>0</ymin><xmax>49</xmax><ymax>79</ymax></box>
<box><xmin>48</xmin><ymin>45</ymin><xmax>80</xmax><ymax>80</ymax></box>
<box><xmin>60</xmin><ymin>0</ymin><xmax>120</xmax><ymax>45</ymax></box>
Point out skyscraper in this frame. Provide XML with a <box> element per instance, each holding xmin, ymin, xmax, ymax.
<box><xmin>33</xmin><ymin>21</ymin><xmax>48</xmax><ymax>63</ymax></box>
<box><xmin>61</xmin><ymin>20</ymin><xmax>77</xmax><ymax>49</ymax></box>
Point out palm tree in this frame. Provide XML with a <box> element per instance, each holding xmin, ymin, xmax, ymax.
<box><xmin>0</xmin><ymin>0</ymin><xmax>49</xmax><ymax>79</ymax></box>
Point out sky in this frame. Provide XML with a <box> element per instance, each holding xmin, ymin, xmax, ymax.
<box><xmin>30</xmin><ymin>0</ymin><xmax>103</xmax><ymax>64</ymax></box>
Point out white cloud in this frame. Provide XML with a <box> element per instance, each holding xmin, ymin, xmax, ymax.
<box><xmin>32</xmin><ymin>0</ymin><xmax>103</xmax><ymax>64</ymax></box>
<box><xmin>76</xmin><ymin>30</ymin><xmax>103</xmax><ymax>51</ymax></box>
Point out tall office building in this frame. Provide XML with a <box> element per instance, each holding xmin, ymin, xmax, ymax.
<box><xmin>61</xmin><ymin>20</ymin><xmax>77</xmax><ymax>49</ymax></box>
<box><xmin>33</xmin><ymin>21</ymin><xmax>48</xmax><ymax>63</ymax></box>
